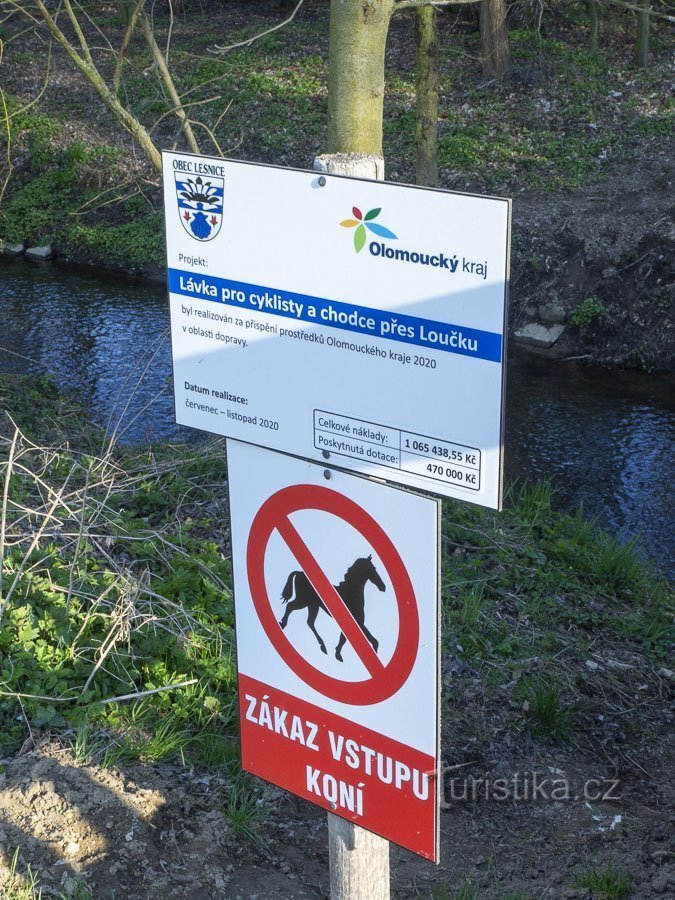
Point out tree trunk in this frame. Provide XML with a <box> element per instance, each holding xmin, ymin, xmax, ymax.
<box><xmin>480</xmin><ymin>0</ymin><xmax>511</xmax><ymax>79</ymax></box>
<box><xmin>317</xmin><ymin>7</ymin><xmax>394</xmax><ymax>862</ymax></box>
<box><xmin>635</xmin><ymin>0</ymin><xmax>650</xmax><ymax>68</ymax></box>
<box><xmin>327</xmin><ymin>0</ymin><xmax>395</xmax><ymax>159</ymax></box>
<box><xmin>415</xmin><ymin>4</ymin><xmax>438</xmax><ymax>187</ymax></box>
<box><xmin>587</xmin><ymin>0</ymin><xmax>599</xmax><ymax>52</ymax></box>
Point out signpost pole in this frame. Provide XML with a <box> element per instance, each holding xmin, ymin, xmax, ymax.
<box><xmin>328</xmin><ymin>813</ymin><xmax>390</xmax><ymax>900</ymax></box>
<box><xmin>313</xmin><ymin>151</ymin><xmax>391</xmax><ymax>900</ymax></box>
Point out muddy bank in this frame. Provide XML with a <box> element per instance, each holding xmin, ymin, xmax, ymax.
<box><xmin>510</xmin><ymin>147</ymin><xmax>674</xmax><ymax>371</ymax></box>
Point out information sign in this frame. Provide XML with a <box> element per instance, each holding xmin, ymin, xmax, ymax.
<box><xmin>164</xmin><ymin>153</ymin><xmax>510</xmax><ymax>508</ymax></box>
<box><xmin>227</xmin><ymin>441</ymin><xmax>441</xmax><ymax>861</ymax></box>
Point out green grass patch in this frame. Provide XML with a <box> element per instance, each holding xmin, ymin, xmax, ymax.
<box><xmin>525</xmin><ymin>679</ymin><xmax>575</xmax><ymax>739</ymax></box>
<box><xmin>442</xmin><ymin>479</ymin><xmax>673</xmax><ymax>707</ymax></box>
<box><xmin>222</xmin><ymin>774</ymin><xmax>266</xmax><ymax>847</ymax></box>
<box><xmin>571</xmin><ymin>297</ymin><xmax>608</xmax><ymax>329</ymax></box>
<box><xmin>576</xmin><ymin>861</ymin><xmax>631</xmax><ymax>898</ymax></box>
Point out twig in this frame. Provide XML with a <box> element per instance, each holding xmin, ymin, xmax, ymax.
<box><xmin>0</xmin><ymin>689</ymin><xmax>74</xmax><ymax>702</ymax></box>
<box><xmin>114</xmin><ymin>0</ymin><xmax>147</xmax><ymax>94</ymax></box>
<box><xmin>0</xmin><ymin>463</ymin><xmax>73</xmax><ymax>625</ymax></box>
<box><xmin>211</xmin><ymin>0</ymin><xmax>305</xmax><ymax>53</ymax></box>
<box><xmin>79</xmin><ymin>583</ymin><xmax>137</xmax><ymax>696</ymax></box>
<box><xmin>624</xmin><ymin>753</ymin><xmax>653</xmax><ymax>780</ymax></box>
<box><xmin>0</xmin><ymin>425</ymin><xmax>18</xmax><ymax>606</ymax></box>
<box><xmin>99</xmin><ymin>678</ymin><xmax>198</xmax><ymax>705</ymax></box>
<box><xmin>66</xmin><ymin>463</ymin><xmax>91</xmax><ymax>618</ymax></box>
<box><xmin>619</xmin><ymin>249</ymin><xmax>654</xmax><ymax>273</ymax></box>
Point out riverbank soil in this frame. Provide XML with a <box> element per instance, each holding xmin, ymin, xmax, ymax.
<box><xmin>0</xmin><ymin>1</ymin><xmax>673</xmax><ymax>368</ymax></box>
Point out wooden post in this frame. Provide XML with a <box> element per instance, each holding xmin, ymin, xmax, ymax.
<box><xmin>328</xmin><ymin>814</ymin><xmax>390</xmax><ymax>900</ymax></box>
<box><xmin>313</xmin><ymin>151</ymin><xmax>390</xmax><ymax>900</ymax></box>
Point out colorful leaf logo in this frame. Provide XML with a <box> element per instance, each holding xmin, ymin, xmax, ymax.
<box><xmin>339</xmin><ymin>206</ymin><xmax>398</xmax><ymax>253</ymax></box>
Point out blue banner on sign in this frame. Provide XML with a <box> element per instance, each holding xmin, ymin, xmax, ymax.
<box><xmin>167</xmin><ymin>268</ymin><xmax>502</xmax><ymax>363</ymax></box>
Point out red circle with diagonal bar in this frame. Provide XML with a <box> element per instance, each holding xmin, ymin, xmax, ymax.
<box><xmin>246</xmin><ymin>484</ymin><xmax>419</xmax><ymax>705</ymax></box>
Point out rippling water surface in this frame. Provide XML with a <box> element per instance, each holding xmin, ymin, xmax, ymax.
<box><xmin>1</xmin><ymin>258</ymin><xmax>673</xmax><ymax>575</ymax></box>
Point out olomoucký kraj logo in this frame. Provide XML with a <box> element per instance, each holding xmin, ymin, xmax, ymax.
<box><xmin>340</xmin><ymin>206</ymin><xmax>397</xmax><ymax>253</ymax></box>
<box><xmin>175</xmin><ymin>173</ymin><xmax>224</xmax><ymax>241</ymax></box>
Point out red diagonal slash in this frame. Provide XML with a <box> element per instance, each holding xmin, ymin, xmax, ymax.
<box><xmin>275</xmin><ymin>514</ymin><xmax>386</xmax><ymax>676</ymax></box>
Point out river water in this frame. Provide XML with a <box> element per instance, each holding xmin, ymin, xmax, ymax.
<box><xmin>1</xmin><ymin>257</ymin><xmax>673</xmax><ymax>576</ymax></box>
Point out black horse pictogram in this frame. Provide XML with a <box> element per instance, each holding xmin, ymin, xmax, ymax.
<box><xmin>278</xmin><ymin>555</ymin><xmax>386</xmax><ymax>661</ymax></box>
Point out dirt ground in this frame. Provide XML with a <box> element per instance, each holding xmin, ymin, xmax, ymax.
<box><xmin>509</xmin><ymin>148</ymin><xmax>674</xmax><ymax>371</ymax></box>
<box><xmin>1</xmin><ymin>649</ymin><xmax>673</xmax><ymax>899</ymax></box>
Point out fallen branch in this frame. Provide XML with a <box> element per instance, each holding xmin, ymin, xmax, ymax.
<box><xmin>99</xmin><ymin>678</ymin><xmax>198</xmax><ymax>705</ymax></box>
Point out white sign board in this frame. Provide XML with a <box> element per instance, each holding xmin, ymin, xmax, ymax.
<box><xmin>227</xmin><ymin>440</ymin><xmax>441</xmax><ymax>860</ymax></box>
<box><xmin>164</xmin><ymin>153</ymin><xmax>510</xmax><ymax>508</ymax></box>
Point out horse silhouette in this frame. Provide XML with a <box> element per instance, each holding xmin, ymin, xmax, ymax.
<box><xmin>278</xmin><ymin>555</ymin><xmax>386</xmax><ymax>661</ymax></box>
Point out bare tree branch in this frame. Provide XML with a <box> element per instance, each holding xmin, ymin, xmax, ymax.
<box><xmin>210</xmin><ymin>0</ymin><xmax>305</xmax><ymax>54</ymax></box>
<box><xmin>113</xmin><ymin>0</ymin><xmax>146</xmax><ymax>95</ymax></box>
<box><xmin>396</xmin><ymin>0</ymin><xmax>481</xmax><ymax>10</ymax></box>
<box><xmin>139</xmin><ymin>10</ymin><xmax>200</xmax><ymax>154</ymax></box>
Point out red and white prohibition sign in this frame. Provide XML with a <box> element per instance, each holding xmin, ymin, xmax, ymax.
<box><xmin>246</xmin><ymin>484</ymin><xmax>420</xmax><ymax>706</ymax></box>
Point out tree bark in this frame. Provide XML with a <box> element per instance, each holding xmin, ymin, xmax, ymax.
<box><xmin>479</xmin><ymin>0</ymin><xmax>511</xmax><ymax>79</ymax></box>
<box><xmin>327</xmin><ymin>0</ymin><xmax>395</xmax><ymax>159</ymax></box>
<box><xmin>114</xmin><ymin>0</ymin><xmax>147</xmax><ymax>95</ymax></box>
<box><xmin>313</xmin><ymin>153</ymin><xmax>384</xmax><ymax>180</ymax></box>
<box><xmin>415</xmin><ymin>3</ymin><xmax>438</xmax><ymax>187</ymax></box>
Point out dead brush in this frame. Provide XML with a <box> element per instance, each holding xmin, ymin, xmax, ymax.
<box><xmin>0</xmin><ymin>403</ymin><xmax>233</xmax><ymax>759</ymax></box>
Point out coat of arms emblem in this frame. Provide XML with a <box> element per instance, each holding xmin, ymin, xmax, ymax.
<box><xmin>175</xmin><ymin>173</ymin><xmax>224</xmax><ymax>241</ymax></box>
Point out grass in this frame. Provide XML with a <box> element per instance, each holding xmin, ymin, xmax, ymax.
<box><xmin>0</xmin><ymin>847</ymin><xmax>94</xmax><ymax>899</ymax></box>
<box><xmin>1</xmin><ymin>374</ymin><xmax>671</xmax><ymax>769</ymax></box>
<box><xmin>442</xmin><ymin>478</ymin><xmax>673</xmax><ymax>741</ymax></box>
<box><xmin>526</xmin><ymin>679</ymin><xmax>575</xmax><ymax>739</ymax></box>
<box><xmin>222</xmin><ymin>775</ymin><xmax>266</xmax><ymax>847</ymax></box>
<box><xmin>576</xmin><ymin>861</ymin><xmax>631</xmax><ymax>898</ymax></box>
<box><xmin>2</xmin><ymin>850</ymin><xmax>42</xmax><ymax>900</ymax></box>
